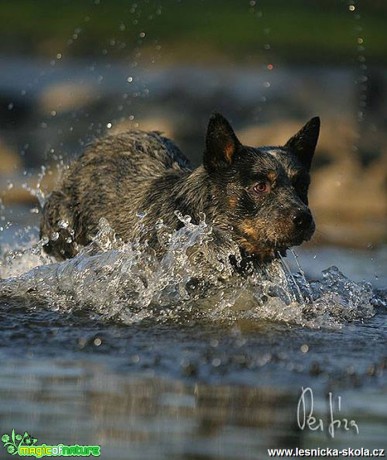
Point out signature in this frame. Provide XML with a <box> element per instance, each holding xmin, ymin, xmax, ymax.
<box><xmin>297</xmin><ymin>387</ymin><xmax>359</xmax><ymax>438</ymax></box>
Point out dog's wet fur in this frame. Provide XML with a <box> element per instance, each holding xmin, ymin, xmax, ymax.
<box><xmin>40</xmin><ymin>113</ymin><xmax>320</xmax><ymax>267</ymax></box>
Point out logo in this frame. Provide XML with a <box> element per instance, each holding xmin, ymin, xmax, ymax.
<box><xmin>1</xmin><ymin>430</ymin><xmax>101</xmax><ymax>458</ymax></box>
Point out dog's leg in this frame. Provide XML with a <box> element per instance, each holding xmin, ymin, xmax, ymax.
<box><xmin>40</xmin><ymin>191</ymin><xmax>78</xmax><ymax>259</ymax></box>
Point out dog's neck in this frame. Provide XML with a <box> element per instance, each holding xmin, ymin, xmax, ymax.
<box><xmin>172</xmin><ymin>166</ymin><xmax>220</xmax><ymax>224</ymax></box>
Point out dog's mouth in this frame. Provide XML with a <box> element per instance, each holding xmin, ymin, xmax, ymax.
<box><xmin>287</xmin><ymin>227</ymin><xmax>315</xmax><ymax>248</ymax></box>
<box><xmin>237</xmin><ymin>240</ymin><xmax>289</xmax><ymax>262</ymax></box>
<box><xmin>293</xmin><ymin>221</ymin><xmax>316</xmax><ymax>244</ymax></box>
<box><xmin>273</xmin><ymin>225</ymin><xmax>316</xmax><ymax>255</ymax></box>
<box><xmin>236</xmin><ymin>224</ymin><xmax>315</xmax><ymax>261</ymax></box>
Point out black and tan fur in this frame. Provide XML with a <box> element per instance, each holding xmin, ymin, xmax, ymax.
<box><xmin>40</xmin><ymin>114</ymin><xmax>320</xmax><ymax>265</ymax></box>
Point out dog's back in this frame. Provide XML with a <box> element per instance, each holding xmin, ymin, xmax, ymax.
<box><xmin>40</xmin><ymin>130</ymin><xmax>191</xmax><ymax>259</ymax></box>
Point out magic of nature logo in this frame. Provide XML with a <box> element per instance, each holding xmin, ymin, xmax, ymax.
<box><xmin>1</xmin><ymin>430</ymin><xmax>101</xmax><ymax>458</ymax></box>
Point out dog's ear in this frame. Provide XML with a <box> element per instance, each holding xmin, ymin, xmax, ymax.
<box><xmin>203</xmin><ymin>113</ymin><xmax>241</xmax><ymax>173</ymax></box>
<box><xmin>285</xmin><ymin>117</ymin><xmax>320</xmax><ymax>170</ymax></box>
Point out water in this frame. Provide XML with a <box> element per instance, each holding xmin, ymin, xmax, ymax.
<box><xmin>0</xmin><ymin>210</ymin><xmax>386</xmax><ymax>458</ymax></box>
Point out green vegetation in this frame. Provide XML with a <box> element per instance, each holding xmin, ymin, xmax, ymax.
<box><xmin>1</xmin><ymin>0</ymin><xmax>386</xmax><ymax>64</ymax></box>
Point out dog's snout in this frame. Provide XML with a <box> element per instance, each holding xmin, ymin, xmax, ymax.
<box><xmin>292</xmin><ymin>208</ymin><xmax>313</xmax><ymax>229</ymax></box>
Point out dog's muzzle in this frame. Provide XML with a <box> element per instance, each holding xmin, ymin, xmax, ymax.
<box><xmin>291</xmin><ymin>208</ymin><xmax>315</xmax><ymax>243</ymax></box>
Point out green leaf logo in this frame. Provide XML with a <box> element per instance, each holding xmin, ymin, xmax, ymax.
<box><xmin>1</xmin><ymin>430</ymin><xmax>37</xmax><ymax>455</ymax></box>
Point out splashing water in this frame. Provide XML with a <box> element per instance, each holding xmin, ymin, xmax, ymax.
<box><xmin>0</xmin><ymin>214</ymin><xmax>383</xmax><ymax>329</ymax></box>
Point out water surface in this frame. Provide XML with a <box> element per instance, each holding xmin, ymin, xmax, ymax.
<box><xmin>0</xmin><ymin>211</ymin><xmax>386</xmax><ymax>459</ymax></box>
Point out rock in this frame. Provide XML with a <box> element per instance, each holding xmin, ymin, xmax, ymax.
<box><xmin>0</xmin><ymin>167</ymin><xmax>59</xmax><ymax>206</ymax></box>
<box><xmin>39</xmin><ymin>82</ymin><xmax>97</xmax><ymax>115</ymax></box>
<box><xmin>239</xmin><ymin>117</ymin><xmax>358</xmax><ymax>165</ymax></box>
<box><xmin>310</xmin><ymin>153</ymin><xmax>387</xmax><ymax>247</ymax></box>
<box><xmin>0</xmin><ymin>137</ymin><xmax>22</xmax><ymax>173</ymax></box>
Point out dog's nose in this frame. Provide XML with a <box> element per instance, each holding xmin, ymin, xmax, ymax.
<box><xmin>292</xmin><ymin>209</ymin><xmax>313</xmax><ymax>229</ymax></box>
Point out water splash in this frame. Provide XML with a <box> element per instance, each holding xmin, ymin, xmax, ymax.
<box><xmin>21</xmin><ymin>166</ymin><xmax>47</xmax><ymax>209</ymax></box>
<box><xmin>0</xmin><ymin>215</ymin><xmax>382</xmax><ymax>329</ymax></box>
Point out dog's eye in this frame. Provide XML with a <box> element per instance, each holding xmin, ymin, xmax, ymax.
<box><xmin>253</xmin><ymin>182</ymin><xmax>271</xmax><ymax>194</ymax></box>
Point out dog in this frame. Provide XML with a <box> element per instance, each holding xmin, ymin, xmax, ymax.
<box><xmin>40</xmin><ymin>113</ymin><xmax>320</xmax><ymax>268</ymax></box>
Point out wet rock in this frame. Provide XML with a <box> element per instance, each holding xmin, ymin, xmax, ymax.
<box><xmin>39</xmin><ymin>82</ymin><xmax>98</xmax><ymax>115</ymax></box>
<box><xmin>0</xmin><ymin>137</ymin><xmax>22</xmax><ymax>173</ymax></box>
<box><xmin>239</xmin><ymin>117</ymin><xmax>358</xmax><ymax>165</ymax></box>
<box><xmin>310</xmin><ymin>153</ymin><xmax>387</xmax><ymax>247</ymax></box>
<box><xmin>0</xmin><ymin>167</ymin><xmax>59</xmax><ymax>206</ymax></box>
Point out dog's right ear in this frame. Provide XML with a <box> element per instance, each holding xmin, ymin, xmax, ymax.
<box><xmin>203</xmin><ymin>113</ymin><xmax>241</xmax><ymax>173</ymax></box>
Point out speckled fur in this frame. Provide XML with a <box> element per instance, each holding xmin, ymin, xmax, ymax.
<box><xmin>40</xmin><ymin>114</ymin><xmax>320</xmax><ymax>264</ymax></box>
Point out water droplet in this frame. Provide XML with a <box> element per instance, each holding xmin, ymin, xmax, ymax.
<box><xmin>51</xmin><ymin>232</ymin><xmax>59</xmax><ymax>241</ymax></box>
<box><xmin>136</xmin><ymin>211</ymin><xmax>147</xmax><ymax>219</ymax></box>
<box><xmin>127</xmin><ymin>76</ymin><xmax>133</xmax><ymax>83</ymax></box>
<box><xmin>348</xmin><ymin>4</ymin><xmax>355</xmax><ymax>11</ymax></box>
<box><xmin>212</xmin><ymin>358</ymin><xmax>221</xmax><ymax>367</ymax></box>
<box><xmin>106</xmin><ymin>122</ymin><xmax>112</xmax><ymax>129</ymax></box>
<box><xmin>58</xmin><ymin>220</ymin><xmax>69</xmax><ymax>229</ymax></box>
<box><xmin>93</xmin><ymin>337</ymin><xmax>102</xmax><ymax>346</ymax></box>
<box><xmin>300</xmin><ymin>344</ymin><xmax>309</xmax><ymax>353</ymax></box>
<box><xmin>8</xmin><ymin>102</ymin><xmax>14</xmax><ymax>110</ymax></box>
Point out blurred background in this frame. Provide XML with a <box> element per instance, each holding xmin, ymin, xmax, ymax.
<box><xmin>0</xmin><ymin>0</ymin><xmax>386</xmax><ymax>249</ymax></box>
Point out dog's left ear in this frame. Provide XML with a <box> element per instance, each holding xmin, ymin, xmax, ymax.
<box><xmin>285</xmin><ymin>117</ymin><xmax>320</xmax><ymax>170</ymax></box>
<box><xmin>203</xmin><ymin>113</ymin><xmax>241</xmax><ymax>173</ymax></box>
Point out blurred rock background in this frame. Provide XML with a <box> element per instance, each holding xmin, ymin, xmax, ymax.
<box><xmin>0</xmin><ymin>0</ymin><xmax>386</xmax><ymax>248</ymax></box>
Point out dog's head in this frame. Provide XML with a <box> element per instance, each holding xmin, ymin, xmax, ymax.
<box><xmin>203</xmin><ymin>113</ymin><xmax>320</xmax><ymax>261</ymax></box>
